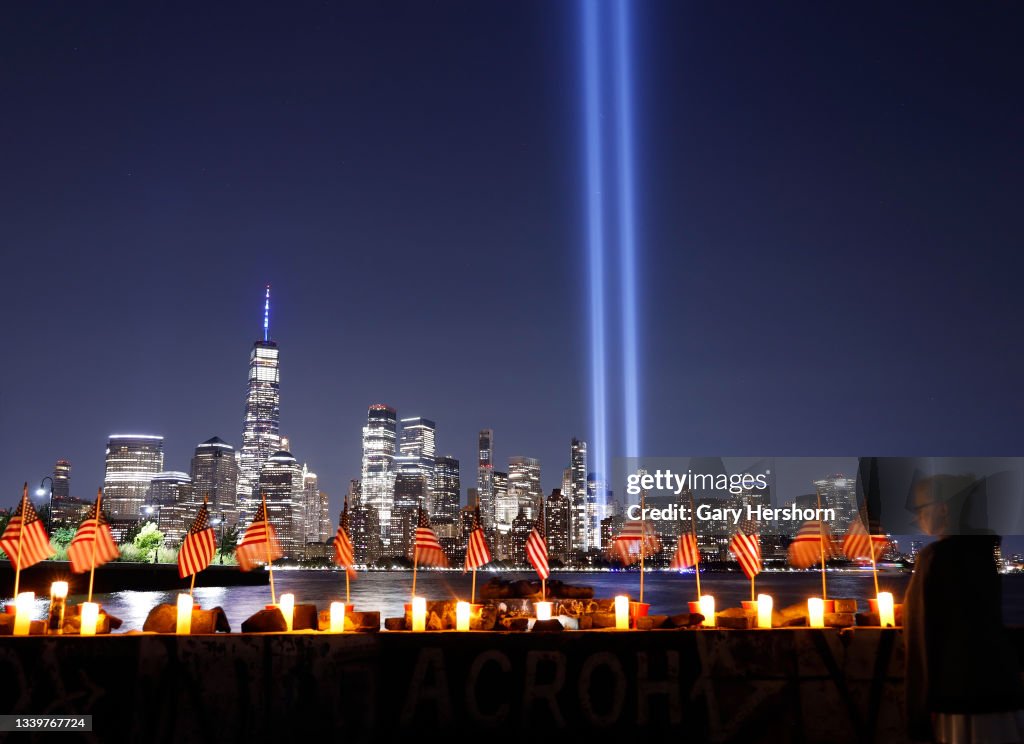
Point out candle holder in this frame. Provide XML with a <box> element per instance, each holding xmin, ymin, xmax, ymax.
<box><xmin>456</xmin><ymin>601</ymin><xmax>471</xmax><ymax>631</ymax></box>
<box><xmin>808</xmin><ymin>598</ymin><xmax>825</xmax><ymax>628</ymax></box>
<box><xmin>534</xmin><ymin>601</ymin><xmax>553</xmax><ymax>622</ymax></box>
<box><xmin>329</xmin><ymin>601</ymin><xmax>346</xmax><ymax>633</ymax></box>
<box><xmin>80</xmin><ymin>602</ymin><xmax>99</xmax><ymax>636</ymax></box>
<box><xmin>698</xmin><ymin>595</ymin><xmax>716</xmax><ymax>627</ymax></box>
<box><xmin>876</xmin><ymin>592</ymin><xmax>895</xmax><ymax>628</ymax></box>
<box><xmin>48</xmin><ymin>582</ymin><xmax>68</xmax><ymax>635</ymax></box>
<box><xmin>614</xmin><ymin>596</ymin><xmax>629</xmax><ymax>630</ymax></box>
<box><xmin>411</xmin><ymin>597</ymin><xmax>427</xmax><ymax>631</ymax></box>
<box><xmin>756</xmin><ymin>594</ymin><xmax>773</xmax><ymax>629</ymax></box>
<box><xmin>176</xmin><ymin>594</ymin><xmax>193</xmax><ymax>635</ymax></box>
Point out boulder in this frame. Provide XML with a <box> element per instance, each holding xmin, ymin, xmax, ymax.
<box><xmin>825</xmin><ymin>612</ymin><xmax>856</xmax><ymax>628</ymax></box>
<box><xmin>833</xmin><ymin>598</ymin><xmax>858</xmax><ymax>614</ymax></box>
<box><xmin>293</xmin><ymin>603</ymin><xmax>318</xmax><ymax>631</ymax></box>
<box><xmin>241</xmin><ymin>607</ymin><xmax>287</xmax><ymax>633</ymax></box>
<box><xmin>637</xmin><ymin>614</ymin><xmax>669</xmax><ymax>630</ymax></box>
<box><xmin>384</xmin><ymin>617</ymin><xmax>406</xmax><ymax>631</ymax></box>
<box><xmin>61</xmin><ymin>604</ymin><xmax>121</xmax><ymax>635</ymax></box>
<box><xmin>716</xmin><ymin>608</ymin><xmax>753</xmax><ymax>629</ymax></box>
<box><xmin>578</xmin><ymin>615</ymin><xmax>594</xmax><ymax>630</ymax></box>
<box><xmin>591</xmin><ymin>612</ymin><xmax>617</xmax><ymax>629</ymax></box>
<box><xmin>471</xmin><ymin>605</ymin><xmax>497</xmax><ymax>631</ymax></box>
<box><xmin>532</xmin><ymin>619</ymin><xmax>564</xmax><ymax>632</ymax></box>
<box><xmin>669</xmin><ymin>612</ymin><xmax>703</xmax><ymax>628</ymax></box>
<box><xmin>500</xmin><ymin>617</ymin><xmax>529</xmax><ymax>631</ymax></box>
<box><xmin>142</xmin><ymin>604</ymin><xmax>230</xmax><ymax>634</ymax></box>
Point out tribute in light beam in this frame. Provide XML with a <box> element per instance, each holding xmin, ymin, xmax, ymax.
<box><xmin>581</xmin><ymin>0</ymin><xmax>608</xmax><ymax>500</ymax></box>
<box><xmin>614</xmin><ymin>0</ymin><xmax>641</xmax><ymax>459</ymax></box>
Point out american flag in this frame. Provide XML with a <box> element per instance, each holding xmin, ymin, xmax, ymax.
<box><xmin>413</xmin><ymin>509</ymin><xmax>448</xmax><ymax>567</ymax></box>
<box><xmin>177</xmin><ymin>499</ymin><xmax>217</xmax><ymax>578</ymax></box>
<box><xmin>68</xmin><ymin>499</ymin><xmax>120</xmax><ymax>574</ymax></box>
<box><xmin>670</xmin><ymin>533</ymin><xmax>700</xmax><ymax>570</ymax></box>
<box><xmin>612</xmin><ymin>519</ymin><xmax>661</xmax><ymax>566</ymax></box>
<box><xmin>236</xmin><ymin>498</ymin><xmax>283</xmax><ymax>571</ymax></box>
<box><xmin>842</xmin><ymin>518</ymin><xmax>890</xmax><ymax>561</ymax></box>
<box><xmin>332</xmin><ymin>497</ymin><xmax>357</xmax><ymax>579</ymax></box>
<box><xmin>525</xmin><ymin>514</ymin><xmax>549</xmax><ymax>580</ymax></box>
<box><xmin>787</xmin><ymin>519</ymin><xmax>838</xmax><ymax>569</ymax></box>
<box><xmin>0</xmin><ymin>488</ymin><xmax>55</xmax><ymax>569</ymax></box>
<box><xmin>465</xmin><ymin>506</ymin><xmax>492</xmax><ymax>571</ymax></box>
<box><xmin>729</xmin><ymin>520</ymin><xmax>762</xmax><ymax>579</ymax></box>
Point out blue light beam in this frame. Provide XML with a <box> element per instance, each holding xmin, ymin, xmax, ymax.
<box><xmin>582</xmin><ymin>0</ymin><xmax>608</xmax><ymax>490</ymax></box>
<box><xmin>613</xmin><ymin>0</ymin><xmax>641</xmax><ymax>458</ymax></box>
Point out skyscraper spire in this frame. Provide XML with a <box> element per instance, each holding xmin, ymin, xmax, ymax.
<box><xmin>263</xmin><ymin>284</ymin><xmax>271</xmax><ymax>342</ymax></box>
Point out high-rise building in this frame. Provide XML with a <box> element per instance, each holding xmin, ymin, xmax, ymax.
<box><xmin>53</xmin><ymin>459</ymin><xmax>71</xmax><ymax>500</ymax></box>
<box><xmin>398</xmin><ymin>417</ymin><xmax>436</xmax><ymax>494</ymax></box>
<box><xmin>302</xmin><ymin>466</ymin><xmax>329</xmax><ymax>545</ymax></box>
<box><xmin>189</xmin><ymin>436</ymin><xmax>238</xmax><ymax>525</ymax></box>
<box><xmin>545</xmin><ymin>488</ymin><xmax>571</xmax><ymax>565</ymax></box>
<box><xmin>145</xmin><ymin>471</ymin><xmax>193</xmax><ymax>547</ymax></box>
<box><xmin>813</xmin><ymin>474</ymin><xmax>858</xmax><ymax>531</ymax></box>
<box><xmin>237</xmin><ymin>286</ymin><xmax>281</xmax><ymax>527</ymax></box>
<box><xmin>433</xmin><ymin>455</ymin><xmax>460</xmax><ymax>522</ymax></box>
<box><xmin>347</xmin><ymin>479</ymin><xmax>382</xmax><ymax>565</ymax></box>
<box><xmin>508</xmin><ymin>456</ymin><xmax>542</xmax><ymax>522</ymax></box>
<box><xmin>510</xmin><ymin>509</ymin><xmax>533</xmax><ymax>567</ymax></box>
<box><xmin>391</xmin><ymin>471</ymin><xmax>426</xmax><ymax>559</ymax></box>
<box><xmin>103</xmin><ymin>435</ymin><xmax>165</xmax><ymax>520</ymax></box>
<box><xmin>585</xmin><ymin>471</ymin><xmax>608</xmax><ymax>551</ymax></box>
<box><xmin>570</xmin><ymin>438</ymin><xmax>589</xmax><ymax>552</ymax></box>
<box><xmin>491</xmin><ymin>470</ymin><xmax>511</xmax><ymax>559</ymax></box>
<box><xmin>477</xmin><ymin>429</ymin><xmax>495</xmax><ymax>533</ymax></box>
<box><xmin>361</xmin><ymin>404</ymin><xmax>397</xmax><ymax>550</ymax></box>
<box><xmin>257</xmin><ymin>449</ymin><xmax>303</xmax><ymax>560</ymax></box>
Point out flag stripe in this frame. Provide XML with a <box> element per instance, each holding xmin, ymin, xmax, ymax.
<box><xmin>670</xmin><ymin>534</ymin><xmax>700</xmax><ymax>570</ymax></box>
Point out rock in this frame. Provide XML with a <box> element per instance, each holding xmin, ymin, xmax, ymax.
<box><xmin>637</xmin><ymin>614</ymin><xmax>668</xmax><ymax>630</ymax></box>
<box><xmin>717</xmin><ymin>608</ymin><xmax>753</xmax><ymax>629</ymax></box>
<box><xmin>142</xmin><ymin>604</ymin><xmax>230</xmax><ymax>634</ymax></box>
<box><xmin>825</xmin><ymin>612</ymin><xmax>855</xmax><ymax>628</ymax></box>
<box><xmin>511</xmin><ymin>579</ymin><xmax>539</xmax><ymax>598</ymax></box>
<box><xmin>500</xmin><ymin>617</ymin><xmax>529</xmax><ymax>631</ymax></box>
<box><xmin>427</xmin><ymin>611</ymin><xmax>444</xmax><ymax>631</ymax></box>
<box><xmin>532</xmin><ymin>619</ymin><xmax>564</xmax><ymax>632</ymax></box>
<box><xmin>669</xmin><ymin>612</ymin><xmax>703</xmax><ymax>628</ymax></box>
<box><xmin>471</xmin><ymin>605</ymin><xmax>497</xmax><ymax>630</ymax></box>
<box><xmin>592</xmin><ymin>612</ymin><xmax>617</xmax><ymax>629</ymax></box>
<box><xmin>241</xmin><ymin>608</ymin><xmax>287</xmax><ymax>633</ymax></box>
<box><xmin>350</xmin><ymin>611</ymin><xmax>380</xmax><ymax>632</ymax></box>
<box><xmin>292</xmin><ymin>603</ymin><xmax>318</xmax><ymax>631</ymax></box>
<box><xmin>578</xmin><ymin>615</ymin><xmax>594</xmax><ymax>630</ymax></box>
<box><xmin>833</xmin><ymin>598</ymin><xmax>858</xmax><ymax>614</ymax></box>
<box><xmin>61</xmin><ymin>604</ymin><xmax>120</xmax><ymax>634</ymax></box>
<box><xmin>143</xmin><ymin>604</ymin><xmax>177</xmax><ymax>633</ymax></box>
<box><xmin>384</xmin><ymin>617</ymin><xmax>406</xmax><ymax>631</ymax></box>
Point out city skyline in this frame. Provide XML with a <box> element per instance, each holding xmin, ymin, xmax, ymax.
<box><xmin>5</xmin><ymin>2</ymin><xmax>1022</xmax><ymax>527</ymax></box>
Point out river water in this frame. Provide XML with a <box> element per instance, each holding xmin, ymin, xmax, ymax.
<box><xmin>19</xmin><ymin>568</ymin><xmax>1024</xmax><ymax>631</ymax></box>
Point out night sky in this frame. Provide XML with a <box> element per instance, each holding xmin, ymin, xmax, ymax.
<box><xmin>3</xmin><ymin>2</ymin><xmax>1022</xmax><ymax>519</ymax></box>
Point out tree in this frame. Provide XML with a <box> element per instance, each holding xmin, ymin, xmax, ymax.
<box><xmin>133</xmin><ymin>522</ymin><xmax>164</xmax><ymax>557</ymax></box>
<box><xmin>51</xmin><ymin>527</ymin><xmax>75</xmax><ymax>550</ymax></box>
<box><xmin>218</xmin><ymin>524</ymin><xmax>239</xmax><ymax>559</ymax></box>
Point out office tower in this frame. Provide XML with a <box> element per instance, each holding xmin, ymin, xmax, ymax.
<box><xmin>237</xmin><ymin>286</ymin><xmax>281</xmax><ymax>526</ymax></box>
<box><xmin>510</xmin><ymin>509</ymin><xmax>533</xmax><ymax>567</ymax></box>
<box><xmin>189</xmin><ymin>436</ymin><xmax>239</xmax><ymax>525</ymax></box>
<box><xmin>570</xmin><ymin>438</ymin><xmax>589</xmax><ymax>552</ymax></box>
<box><xmin>302</xmin><ymin>466</ymin><xmax>329</xmax><ymax>545</ymax></box>
<box><xmin>585</xmin><ymin>471</ymin><xmax>608</xmax><ymax>551</ymax></box>
<box><xmin>103</xmin><ymin>434</ymin><xmax>165</xmax><ymax>520</ymax></box>
<box><xmin>53</xmin><ymin>459</ymin><xmax>71</xmax><ymax>500</ymax></box>
<box><xmin>257</xmin><ymin>449</ymin><xmax>303</xmax><ymax>560</ymax></box>
<box><xmin>813</xmin><ymin>474</ymin><xmax>858</xmax><ymax>531</ymax></box>
<box><xmin>508</xmin><ymin>456</ymin><xmax>542</xmax><ymax>521</ymax></box>
<box><xmin>477</xmin><ymin>429</ymin><xmax>495</xmax><ymax>533</ymax></box>
<box><xmin>361</xmin><ymin>404</ymin><xmax>397</xmax><ymax>550</ymax></box>
<box><xmin>145</xmin><ymin>471</ymin><xmax>192</xmax><ymax>547</ymax></box>
<box><xmin>391</xmin><ymin>471</ymin><xmax>426</xmax><ymax>558</ymax></box>
<box><xmin>398</xmin><ymin>416</ymin><xmax>436</xmax><ymax>494</ymax></box>
<box><xmin>561</xmin><ymin>468</ymin><xmax>572</xmax><ymax>511</ymax></box>
<box><xmin>348</xmin><ymin>479</ymin><xmax>381</xmax><ymax>565</ymax></box>
<box><xmin>490</xmin><ymin>470</ymin><xmax>511</xmax><ymax>559</ymax></box>
<box><xmin>545</xmin><ymin>488</ymin><xmax>571</xmax><ymax>565</ymax></box>
<box><xmin>433</xmin><ymin>455</ymin><xmax>460</xmax><ymax>522</ymax></box>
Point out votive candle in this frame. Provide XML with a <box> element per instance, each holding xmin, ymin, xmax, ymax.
<box><xmin>456</xmin><ymin>601</ymin><xmax>471</xmax><ymax>631</ymax></box>
<box><xmin>80</xmin><ymin>602</ymin><xmax>99</xmax><ymax>636</ymax></box>
<box><xmin>877</xmin><ymin>592</ymin><xmax>895</xmax><ymax>628</ymax></box>
<box><xmin>756</xmin><ymin>594</ymin><xmax>773</xmax><ymax>629</ymax></box>
<box><xmin>698</xmin><ymin>595</ymin><xmax>716</xmax><ymax>627</ymax></box>
<box><xmin>614</xmin><ymin>595</ymin><xmax>629</xmax><ymax>630</ymax></box>
<box><xmin>278</xmin><ymin>593</ymin><xmax>295</xmax><ymax>632</ymax></box>
<box><xmin>808</xmin><ymin>597</ymin><xmax>825</xmax><ymax>628</ymax></box>
<box><xmin>48</xmin><ymin>582</ymin><xmax>68</xmax><ymax>635</ymax></box>
<box><xmin>13</xmin><ymin>592</ymin><xmax>34</xmax><ymax>636</ymax></box>
<box><xmin>535</xmin><ymin>601</ymin><xmax>552</xmax><ymax>622</ymax></box>
<box><xmin>329</xmin><ymin>601</ymin><xmax>345</xmax><ymax>633</ymax></box>
<box><xmin>176</xmin><ymin>594</ymin><xmax>193</xmax><ymax>635</ymax></box>
<box><xmin>411</xmin><ymin>596</ymin><xmax>426</xmax><ymax>631</ymax></box>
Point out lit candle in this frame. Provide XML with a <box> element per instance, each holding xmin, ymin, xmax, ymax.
<box><xmin>877</xmin><ymin>592</ymin><xmax>895</xmax><ymax>628</ymax></box>
<box><xmin>411</xmin><ymin>596</ymin><xmax>426</xmax><ymax>631</ymax></box>
<box><xmin>80</xmin><ymin>602</ymin><xmax>99</xmax><ymax>636</ymax></box>
<box><xmin>48</xmin><ymin>582</ymin><xmax>68</xmax><ymax>635</ymax></box>
<box><xmin>13</xmin><ymin>592</ymin><xmax>34</xmax><ymax>636</ymax></box>
<box><xmin>456</xmin><ymin>601</ymin><xmax>471</xmax><ymax>631</ymax></box>
<box><xmin>330</xmin><ymin>602</ymin><xmax>345</xmax><ymax>633</ymax></box>
<box><xmin>808</xmin><ymin>597</ymin><xmax>825</xmax><ymax>628</ymax></box>
<box><xmin>698</xmin><ymin>595</ymin><xmax>716</xmax><ymax>627</ymax></box>
<box><xmin>278</xmin><ymin>594</ymin><xmax>295</xmax><ymax>632</ymax></box>
<box><xmin>176</xmin><ymin>594</ymin><xmax>193</xmax><ymax>635</ymax></box>
<box><xmin>614</xmin><ymin>595</ymin><xmax>629</xmax><ymax>630</ymax></box>
<box><xmin>756</xmin><ymin>593</ymin><xmax>773</xmax><ymax>629</ymax></box>
<box><xmin>534</xmin><ymin>601</ymin><xmax>552</xmax><ymax>622</ymax></box>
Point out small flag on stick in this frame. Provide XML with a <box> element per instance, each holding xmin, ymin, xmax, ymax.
<box><xmin>787</xmin><ymin>519</ymin><xmax>837</xmax><ymax>569</ymax></box>
<box><xmin>0</xmin><ymin>493</ymin><xmax>55</xmax><ymax>569</ymax></box>
<box><xmin>178</xmin><ymin>499</ymin><xmax>217</xmax><ymax>579</ymax></box>
<box><xmin>729</xmin><ymin>520</ymin><xmax>762</xmax><ymax>580</ymax></box>
<box><xmin>68</xmin><ymin>502</ymin><xmax>119</xmax><ymax>574</ymax></box>
<box><xmin>237</xmin><ymin>499</ymin><xmax>282</xmax><ymax>571</ymax></box>
<box><xmin>611</xmin><ymin>519</ymin><xmax>661</xmax><ymax>566</ymax></box>
<box><xmin>525</xmin><ymin>514</ymin><xmax>549</xmax><ymax>581</ymax></box>
<box><xmin>412</xmin><ymin>509</ymin><xmax>447</xmax><ymax>567</ymax></box>
<box><xmin>670</xmin><ymin>533</ymin><xmax>700</xmax><ymax>570</ymax></box>
<box><xmin>465</xmin><ymin>506</ymin><xmax>492</xmax><ymax>571</ymax></box>
<box><xmin>332</xmin><ymin>498</ymin><xmax>357</xmax><ymax>579</ymax></box>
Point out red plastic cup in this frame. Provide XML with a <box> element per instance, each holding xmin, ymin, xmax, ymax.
<box><xmin>868</xmin><ymin>598</ymin><xmax>879</xmax><ymax>613</ymax></box>
<box><xmin>741</xmin><ymin>600</ymin><xmax>757</xmax><ymax>613</ymax></box>
<box><xmin>688</xmin><ymin>601</ymin><xmax>701</xmax><ymax>614</ymax></box>
<box><xmin>822</xmin><ymin>599</ymin><xmax>836</xmax><ymax>614</ymax></box>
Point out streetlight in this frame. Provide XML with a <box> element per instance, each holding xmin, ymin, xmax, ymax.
<box><xmin>142</xmin><ymin>505</ymin><xmax>160</xmax><ymax>564</ymax></box>
<box><xmin>36</xmin><ymin>476</ymin><xmax>54</xmax><ymax>532</ymax></box>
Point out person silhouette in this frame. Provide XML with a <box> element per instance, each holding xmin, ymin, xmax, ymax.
<box><xmin>903</xmin><ymin>474</ymin><xmax>1023</xmax><ymax>743</ymax></box>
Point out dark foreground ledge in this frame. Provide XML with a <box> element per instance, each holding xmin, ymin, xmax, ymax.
<box><xmin>0</xmin><ymin>627</ymin><xmax>1000</xmax><ymax>743</ymax></box>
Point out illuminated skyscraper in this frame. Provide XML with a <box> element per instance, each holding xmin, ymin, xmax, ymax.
<box><xmin>237</xmin><ymin>286</ymin><xmax>281</xmax><ymax>527</ymax></box>
<box><xmin>433</xmin><ymin>455</ymin><xmax>460</xmax><ymax>521</ymax></box>
<box><xmin>361</xmin><ymin>404</ymin><xmax>397</xmax><ymax>550</ymax></box>
<box><xmin>545</xmin><ymin>488</ymin><xmax>571</xmax><ymax>564</ymax></box>
<box><xmin>813</xmin><ymin>474</ymin><xmax>858</xmax><ymax>531</ymax></box>
<box><xmin>396</xmin><ymin>416</ymin><xmax>436</xmax><ymax>509</ymax></box>
<box><xmin>53</xmin><ymin>459</ymin><xmax>71</xmax><ymax>500</ymax></box>
<box><xmin>103</xmin><ymin>434</ymin><xmax>164</xmax><ymax>520</ymax></box>
<box><xmin>302</xmin><ymin>466</ymin><xmax>329</xmax><ymax>545</ymax></box>
<box><xmin>570</xmin><ymin>438</ymin><xmax>589</xmax><ymax>551</ymax></box>
<box><xmin>508</xmin><ymin>456</ymin><xmax>542</xmax><ymax>521</ymax></box>
<box><xmin>257</xmin><ymin>449</ymin><xmax>303</xmax><ymax>560</ymax></box>
<box><xmin>477</xmin><ymin>430</ymin><xmax>495</xmax><ymax>533</ymax></box>
<box><xmin>189</xmin><ymin>436</ymin><xmax>238</xmax><ymax>525</ymax></box>
<box><xmin>391</xmin><ymin>471</ymin><xmax>426</xmax><ymax>558</ymax></box>
<box><xmin>145</xmin><ymin>471</ymin><xmax>192</xmax><ymax>547</ymax></box>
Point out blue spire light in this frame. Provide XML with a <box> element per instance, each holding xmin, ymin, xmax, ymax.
<box><xmin>263</xmin><ymin>284</ymin><xmax>270</xmax><ymax>342</ymax></box>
